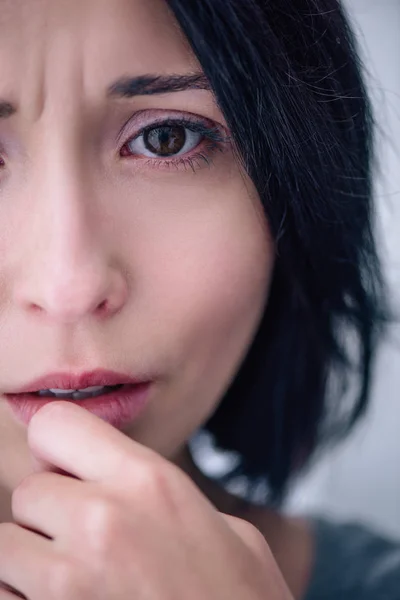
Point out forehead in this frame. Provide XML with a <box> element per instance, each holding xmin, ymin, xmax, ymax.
<box><xmin>0</xmin><ymin>0</ymin><xmax>198</xmax><ymax>86</ymax></box>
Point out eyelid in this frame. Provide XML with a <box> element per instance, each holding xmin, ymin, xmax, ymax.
<box><xmin>116</xmin><ymin>109</ymin><xmax>232</xmax><ymax>175</ymax></box>
<box><xmin>117</xmin><ymin>109</ymin><xmax>229</xmax><ymax>147</ymax></box>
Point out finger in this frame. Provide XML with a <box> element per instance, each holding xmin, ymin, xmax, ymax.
<box><xmin>30</xmin><ymin>452</ymin><xmax>80</xmax><ymax>477</ymax></box>
<box><xmin>27</xmin><ymin>401</ymin><xmax>163</xmax><ymax>483</ymax></box>
<box><xmin>12</xmin><ymin>471</ymin><xmax>88</xmax><ymax>540</ymax></box>
<box><xmin>0</xmin><ymin>522</ymin><xmax>52</xmax><ymax>600</ymax></box>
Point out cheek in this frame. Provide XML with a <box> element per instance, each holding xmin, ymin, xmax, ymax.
<box><xmin>139</xmin><ymin>180</ymin><xmax>274</xmax><ymax>371</ymax></box>
<box><xmin>170</xmin><ymin>232</ymin><xmax>270</xmax><ymax>336</ymax></box>
<box><xmin>111</xmin><ymin>172</ymin><xmax>274</xmax><ymax>453</ymax></box>
<box><xmin>135</xmin><ymin>182</ymin><xmax>274</xmax><ymax>454</ymax></box>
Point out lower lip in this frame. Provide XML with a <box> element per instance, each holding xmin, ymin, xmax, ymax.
<box><xmin>4</xmin><ymin>383</ymin><xmax>152</xmax><ymax>429</ymax></box>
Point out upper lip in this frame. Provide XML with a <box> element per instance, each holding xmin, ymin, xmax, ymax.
<box><xmin>5</xmin><ymin>370</ymin><xmax>151</xmax><ymax>394</ymax></box>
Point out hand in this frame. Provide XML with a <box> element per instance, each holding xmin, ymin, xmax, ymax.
<box><xmin>0</xmin><ymin>401</ymin><xmax>293</xmax><ymax>599</ymax></box>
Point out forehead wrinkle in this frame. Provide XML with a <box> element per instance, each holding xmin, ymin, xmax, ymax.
<box><xmin>0</xmin><ymin>0</ymin><xmax>45</xmax><ymax>28</ymax></box>
<box><xmin>0</xmin><ymin>0</ymin><xmax>201</xmax><ymax>122</ymax></box>
<box><xmin>0</xmin><ymin>0</ymin><xmax>48</xmax><ymax>121</ymax></box>
<box><xmin>2</xmin><ymin>2</ymin><xmax>87</xmax><ymax>123</ymax></box>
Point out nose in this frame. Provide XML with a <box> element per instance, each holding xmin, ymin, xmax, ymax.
<box><xmin>14</xmin><ymin>149</ymin><xmax>128</xmax><ymax>325</ymax></box>
<box><xmin>18</xmin><ymin>252</ymin><xmax>127</xmax><ymax>324</ymax></box>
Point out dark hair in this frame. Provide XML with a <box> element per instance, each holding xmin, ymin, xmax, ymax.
<box><xmin>166</xmin><ymin>0</ymin><xmax>390</xmax><ymax>504</ymax></box>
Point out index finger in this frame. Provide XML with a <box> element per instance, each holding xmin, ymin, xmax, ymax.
<box><xmin>27</xmin><ymin>401</ymin><xmax>161</xmax><ymax>482</ymax></box>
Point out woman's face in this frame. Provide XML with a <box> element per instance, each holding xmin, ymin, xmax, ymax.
<box><xmin>0</xmin><ymin>0</ymin><xmax>274</xmax><ymax>491</ymax></box>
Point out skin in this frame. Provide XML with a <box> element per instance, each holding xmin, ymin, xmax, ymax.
<box><xmin>0</xmin><ymin>0</ymin><xmax>314</xmax><ymax>598</ymax></box>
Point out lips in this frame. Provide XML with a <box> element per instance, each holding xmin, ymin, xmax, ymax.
<box><xmin>5</xmin><ymin>369</ymin><xmax>152</xmax><ymax>395</ymax></box>
<box><xmin>4</xmin><ymin>382</ymin><xmax>153</xmax><ymax>429</ymax></box>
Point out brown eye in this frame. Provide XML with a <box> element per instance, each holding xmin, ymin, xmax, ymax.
<box><xmin>126</xmin><ymin>124</ymin><xmax>202</xmax><ymax>159</ymax></box>
<box><xmin>144</xmin><ymin>125</ymin><xmax>186</xmax><ymax>156</ymax></box>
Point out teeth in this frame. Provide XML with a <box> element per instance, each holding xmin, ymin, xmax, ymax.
<box><xmin>35</xmin><ymin>385</ymin><xmax>122</xmax><ymax>401</ymax></box>
<box><xmin>48</xmin><ymin>386</ymin><xmax>105</xmax><ymax>393</ymax></box>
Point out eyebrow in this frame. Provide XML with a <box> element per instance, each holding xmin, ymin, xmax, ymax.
<box><xmin>0</xmin><ymin>73</ymin><xmax>211</xmax><ymax>119</ymax></box>
<box><xmin>107</xmin><ymin>73</ymin><xmax>211</xmax><ymax>98</ymax></box>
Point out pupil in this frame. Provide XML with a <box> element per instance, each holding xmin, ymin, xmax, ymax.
<box><xmin>144</xmin><ymin>126</ymin><xmax>186</xmax><ymax>156</ymax></box>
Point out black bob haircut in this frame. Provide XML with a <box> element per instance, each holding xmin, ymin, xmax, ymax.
<box><xmin>166</xmin><ymin>0</ymin><xmax>389</xmax><ymax>504</ymax></box>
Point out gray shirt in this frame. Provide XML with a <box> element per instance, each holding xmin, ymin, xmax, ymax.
<box><xmin>303</xmin><ymin>517</ymin><xmax>400</xmax><ymax>599</ymax></box>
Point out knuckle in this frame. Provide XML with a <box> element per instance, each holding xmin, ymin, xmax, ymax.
<box><xmin>135</xmin><ymin>460</ymin><xmax>167</xmax><ymax>491</ymax></box>
<box><xmin>133</xmin><ymin>461</ymin><xmax>184</xmax><ymax>515</ymax></box>
<box><xmin>12</xmin><ymin>472</ymin><xmax>53</xmax><ymax>512</ymax></box>
<box><xmin>0</xmin><ymin>521</ymin><xmax>14</xmax><ymax>535</ymax></box>
<box><xmin>47</xmin><ymin>557</ymin><xmax>89</xmax><ymax>600</ymax></box>
<box><xmin>12</xmin><ymin>472</ymin><xmax>38</xmax><ymax>503</ymax></box>
<box><xmin>79</xmin><ymin>495</ymin><xmax>125</xmax><ymax>558</ymax></box>
<box><xmin>134</xmin><ymin>460</ymin><xmax>169</xmax><ymax>495</ymax></box>
<box><xmin>0</xmin><ymin>522</ymin><xmax>17</xmax><ymax>544</ymax></box>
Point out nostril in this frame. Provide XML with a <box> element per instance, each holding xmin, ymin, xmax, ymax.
<box><xmin>30</xmin><ymin>303</ymin><xmax>44</xmax><ymax>314</ymax></box>
<box><xmin>97</xmin><ymin>299</ymin><xmax>109</xmax><ymax>314</ymax></box>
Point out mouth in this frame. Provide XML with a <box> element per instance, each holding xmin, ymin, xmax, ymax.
<box><xmin>3</xmin><ymin>376</ymin><xmax>153</xmax><ymax>429</ymax></box>
<box><xmin>2</xmin><ymin>369</ymin><xmax>154</xmax><ymax>429</ymax></box>
<box><xmin>6</xmin><ymin>369</ymin><xmax>151</xmax><ymax>395</ymax></box>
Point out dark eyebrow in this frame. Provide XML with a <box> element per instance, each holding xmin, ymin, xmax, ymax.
<box><xmin>107</xmin><ymin>73</ymin><xmax>211</xmax><ymax>98</ymax></box>
<box><xmin>0</xmin><ymin>101</ymin><xmax>16</xmax><ymax>119</ymax></box>
<box><xmin>0</xmin><ymin>74</ymin><xmax>211</xmax><ymax>118</ymax></box>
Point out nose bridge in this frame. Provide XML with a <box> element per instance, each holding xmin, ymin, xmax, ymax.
<box><xmin>37</xmin><ymin>117</ymin><xmax>92</xmax><ymax>256</ymax></box>
<box><xmin>17</xmin><ymin>118</ymin><xmax>123</xmax><ymax>323</ymax></box>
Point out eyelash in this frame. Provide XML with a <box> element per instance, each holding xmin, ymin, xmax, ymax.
<box><xmin>119</xmin><ymin>117</ymin><xmax>230</xmax><ymax>173</ymax></box>
<box><xmin>0</xmin><ymin>117</ymin><xmax>230</xmax><ymax>174</ymax></box>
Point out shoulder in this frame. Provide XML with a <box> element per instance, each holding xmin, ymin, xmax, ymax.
<box><xmin>303</xmin><ymin>516</ymin><xmax>400</xmax><ymax>600</ymax></box>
